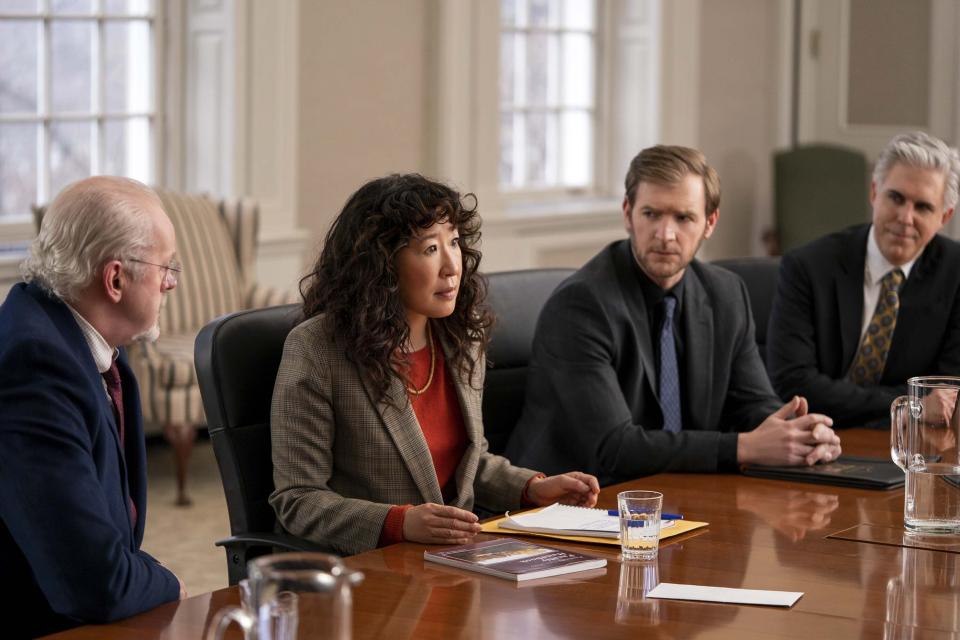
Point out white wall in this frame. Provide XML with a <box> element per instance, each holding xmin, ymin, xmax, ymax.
<box><xmin>296</xmin><ymin>0</ymin><xmax>430</xmax><ymax>263</ymax></box>
<box><xmin>281</xmin><ymin>0</ymin><xmax>792</xmax><ymax>275</ymax></box>
<box><xmin>696</xmin><ymin>0</ymin><xmax>788</xmax><ymax>260</ymax></box>
<box><xmin>0</xmin><ymin>0</ymin><xmax>891</xmax><ymax>292</ymax></box>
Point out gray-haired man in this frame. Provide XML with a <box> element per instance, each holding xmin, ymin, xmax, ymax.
<box><xmin>0</xmin><ymin>176</ymin><xmax>184</xmax><ymax>637</ymax></box>
<box><xmin>768</xmin><ymin>131</ymin><xmax>960</xmax><ymax>427</ymax></box>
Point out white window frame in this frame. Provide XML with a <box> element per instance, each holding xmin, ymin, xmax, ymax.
<box><xmin>428</xmin><ymin>0</ymin><xmax>662</xmax><ymax>221</ymax></box>
<box><xmin>0</xmin><ymin>0</ymin><xmax>165</xmax><ymax>245</ymax></box>
<box><xmin>499</xmin><ymin>0</ymin><xmax>603</xmax><ymax>199</ymax></box>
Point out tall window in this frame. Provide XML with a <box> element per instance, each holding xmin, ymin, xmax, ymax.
<box><xmin>0</xmin><ymin>0</ymin><xmax>157</xmax><ymax>226</ymax></box>
<box><xmin>500</xmin><ymin>0</ymin><xmax>597</xmax><ymax>194</ymax></box>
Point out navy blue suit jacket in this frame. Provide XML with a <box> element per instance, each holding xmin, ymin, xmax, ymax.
<box><xmin>0</xmin><ymin>283</ymin><xmax>178</xmax><ymax>638</ymax></box>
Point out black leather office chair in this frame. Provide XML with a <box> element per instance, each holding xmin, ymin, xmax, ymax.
<box><xmin>195</xmin><ymin>304</ymin><xmax>322</xmax><ymax>585</ymax></box>
<box><xmin>711</xmin><ymin>257</ymin><xmax>781</xmax><ymax>365</ymax></box>
<box><xmin>483</xmin><ymin>269</ymin><xmax>574</xmax><ymax>455</ymax></box>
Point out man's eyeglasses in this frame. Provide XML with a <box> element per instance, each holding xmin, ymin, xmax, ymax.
<box><xmin>129</xmin><ymin>258</ymin><xmax>182</xmax><ymax>287</ymax></box>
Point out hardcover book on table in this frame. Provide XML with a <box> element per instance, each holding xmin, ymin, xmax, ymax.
<box><xmin>424</xmin><ymin>538</ymin><xmax>606</xmax><ymax>582</ymax></box>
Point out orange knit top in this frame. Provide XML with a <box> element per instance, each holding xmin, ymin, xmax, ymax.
<box><xmin>378</xmin><ymin>337</ymin><xmax>468</xmax><ymax>545</ymax></box>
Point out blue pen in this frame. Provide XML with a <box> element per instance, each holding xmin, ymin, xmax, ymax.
<box><xmin>607</xmin><ymin>510</ymin><xmax>683</xmax><ymax>520</ymax></box>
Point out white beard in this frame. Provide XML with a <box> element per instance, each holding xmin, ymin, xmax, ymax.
<box><xmin>133</xmin><ymin>295</ymin><xmax>166</xmax><ymax>344</ymax></box>
<box><xmin>134</xmin><ymin>323</ymin><xmax>161</xmax><ymax>343</ymax></box>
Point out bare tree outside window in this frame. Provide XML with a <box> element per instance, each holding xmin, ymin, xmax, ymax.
<box><xmin>500</xmin><ymin>0</ymin><xmax>596</xmax><ymax>193</ymax></box>
<box><xmin>0</xmin><ymin>0</ymin><xmax>155</xmax><ymax>222</ymax></box>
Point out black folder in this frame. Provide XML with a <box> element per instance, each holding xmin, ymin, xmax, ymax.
<box><xmin>742</xmin><ymin>455</ymin><xmax>904</xmax><ymax>490</ymax></box>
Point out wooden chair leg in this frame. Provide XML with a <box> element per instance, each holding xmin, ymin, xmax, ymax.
<box><xmin>163</xmin><ymin>422</ymin><xmax>197</xmax><ymax>506</ymax></box>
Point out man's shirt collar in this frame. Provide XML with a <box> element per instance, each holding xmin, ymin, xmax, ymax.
<box><xmin>65</xmin><ymin>303</ymin><xmax>118</xmax><ymax>374</ymax></box>
<box><xmin>865</xmin><ymin>224</ymin><xmax>918</xmax><ymax>286</ymax></box>
<box><xmin>627</xmin><ymin>249</ymin><xmax>686</xmax><ymax>322</ymax></box>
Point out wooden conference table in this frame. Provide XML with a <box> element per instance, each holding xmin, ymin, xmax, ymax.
<box><xmin>49</xmin><ymin>429</ymin><xmax>960</xmax><ymax>639</ymax></box>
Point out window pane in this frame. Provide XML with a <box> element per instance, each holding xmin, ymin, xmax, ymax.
<box><xmin>562</xmin><ymin>33</ymin><xmax>592</xmax><ymax>107</ymax></box>
<box><xmin>528</xmin><ymin>0</ymin><xmax>558</xmax><ymax>27</ymax></box>
<box><xmin>51</xmin><ymin>0</ymin><xmax>94</xmax><ymax>13</ymax></box>
<box><xmin>0</xmin><ymin>20</ymin><xmax>39</xmax><ymax>114</ymax></box>
<box><xmin>499</xmin><ymin>111</ymin><xmax>515</xmax><ymax>187</ymax></box>
<box><xmin>103</xmin><ymin>0</ymin><xmax>152</xmax><ymax>15</ymax></box>
<box><xmin>103</xmin><ymin>116</ymin><xmax>150</xmax><ymax>182</ymax></box>
<box><xmin>562</xmin><ymin>0</ymin><xmax>595</xmax><ymax>30</ymax></box>
<box><xmin>51</xmin><ymin>20</ymin><xmax>94</xmax><ymax>113</ymax></box>
<box><xmin>545</xmin><ymin>112</ymin><xmax>559</xmax><ymax>184</ymax></box>
<box><xmin>0</xmin><ymin>123</ymin><xmax>38</xmax><ymax>219</ymax></box>
<box><xmin>500</xmin><ymin>32</ymin><xmax>515</xmax><ymax>106</ymax></box>
<box><xmin>499</xmin><ymin>0</ymin><xmax>597</xmax><ymax>192</ymax></box>
<box><xmin>104</xmin><ymin>20</ymin><xmax>152</xmax><ymax>113</ymax></box>
<box><xmin>0</xmin><ymin>0</ymin><xmax>39</xmax><ymax>13</ymax></box>
<box><xmin>525</xmin><ymin>111</ymin><xmax>548</xmax><ymax>186</ymax></box>
<box><xmin>561</xmin><ymin>110</ymin><xmax>591</xmax><ymax>186</ymax></box>
<box><xmin>49</xmin><ymin>120</ymin><xmax>92</xmax><ymax>194</ymax></box>
<box><xmin>501</xmin><ymin>0</ymin><xmax>518</xmax><ymax>26</ymax></box>
<box><xmin>525</xmin><ymin>33</ymin><xmax>559</xmax><ymax>106</ymax></box>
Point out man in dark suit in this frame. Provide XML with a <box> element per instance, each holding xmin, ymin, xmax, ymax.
<box><xmin>506</xmin><ymin>145</ymin><xmax>841</xmax><ymax>486</ymax></box>
<box><xmin>0</xmin><ymin>176</ymin><xmax>184</xmax><ymax>638</ymax></box>
<box><xmin>767</xmin><ymin>131</ymin><xmax>960</xmax><ymax>427</ymax></box>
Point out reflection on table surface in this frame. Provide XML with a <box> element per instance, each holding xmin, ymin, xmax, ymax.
<box><xmin>884</xmin><ymin>546</ymin><xmax>960</xmax><ymax>639</ymax></box>
<box><xmin>46</xmin><ymin>429</ymin><xmax>960</xmax><ymax>639</ymax></box>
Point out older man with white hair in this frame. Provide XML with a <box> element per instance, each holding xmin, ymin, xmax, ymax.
<box><xmin>0</xmin><ymin>176</ymin><xmax>184</xmax><ymax>638</ymax></box>
<box><xmin>768</xmin><ymin>131</ymin><xmax>960</xmax><ymax>427</ymax></box>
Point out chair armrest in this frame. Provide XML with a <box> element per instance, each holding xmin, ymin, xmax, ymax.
<box><xmin>215</xmin><ymin>532</ymin><xmax>324</xmax><ymax>552</ymax></box>
<box><xmin>215</xmin><ymin>533</ymin><xmax>327</xmax><ymax>585</ymax></box>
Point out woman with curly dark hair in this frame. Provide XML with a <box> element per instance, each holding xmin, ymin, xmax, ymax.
<box><xmin>269</xmin><ymin>173</ymin><xmax>599</xmax><ymax>555</ymax></box>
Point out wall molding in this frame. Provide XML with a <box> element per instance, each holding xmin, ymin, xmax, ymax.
<box><xmin>233</xmin><ymin>0</ymin><xmax>309</xmax><ymax>290</ymax></box>
<box><xmin>179</xmin><ymin>0</ymin><xmax>236</xmax><ymax>195</ymax></box>
<box><xmin>256</xmin><ymin>229</ymin><xmax>312</xmax><ymax>291</ymax></box>
<box><xmin>481</xmin><ymin>207</ymin><xmax>625</xmax><ymax>271</ymax></box>
<box><xmin>659</xmin><ymin>0</ymin><xmax>699</xmax><ymax>147</ymax></box>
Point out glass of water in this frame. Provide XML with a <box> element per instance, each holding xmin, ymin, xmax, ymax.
<box><xmin>617</xmin><ymin>490</ymin><xmax>663</xmax><ymax>560</ymax></box>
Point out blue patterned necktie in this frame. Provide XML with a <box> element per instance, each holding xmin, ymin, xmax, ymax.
<box><xmin>659</xmin><ymin>295</ymin><xmax>682</xmax><ymax>433</ymax></box>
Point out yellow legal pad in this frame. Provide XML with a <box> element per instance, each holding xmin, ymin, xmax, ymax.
<box><xmin>480</xmin><ymin>508</ymin><xmax>709</xmax><ymax>547</ymax></box>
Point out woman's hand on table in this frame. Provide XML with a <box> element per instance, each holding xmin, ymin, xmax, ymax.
<box><xmin>403</xmin><ymin>503</ymin><xmax>482</xmax><ymax>544</ymax></box>
<box><xmin>527</xmin><ymin>472</ymin><xmax>600</xmax><ymax>507</ymax></box>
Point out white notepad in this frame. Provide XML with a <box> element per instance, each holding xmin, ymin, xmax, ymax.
<box><xmin>646</xmin><ymin>583</ymin><xmax>803</xmax><ymax>607</ymax></box>
<box><xmin>500</xmin><ymin>503</ymin><xmax>675</xmax><ymax>539</ymax></box>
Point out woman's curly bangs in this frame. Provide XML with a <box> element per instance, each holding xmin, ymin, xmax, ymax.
<box><xmin>300</xmin><ymin>173</ymin><xmax>492</xmax><ymax>399</ymax></box>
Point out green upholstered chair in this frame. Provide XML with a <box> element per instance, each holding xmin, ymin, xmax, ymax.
<box><xmin>774</xmin><ymin>144</ymin><xmax>871</xmax><ymax>253</ymax></box>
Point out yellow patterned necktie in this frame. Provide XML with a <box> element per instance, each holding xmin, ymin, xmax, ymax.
<box><xmin>849</xmin><ymin>268</ymin><xmax>905</xmax><ymax>385</ymax></box>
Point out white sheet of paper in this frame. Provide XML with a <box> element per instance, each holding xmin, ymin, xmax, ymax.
<box><xmin>645</xmin><ymin>583</ymin><xmax>803</xmax><ymax>607</ymax></box>
<box><xmin>503</xmin><ymin>503</ymin><xmax>676</xmax><ymax>537</ymax></box>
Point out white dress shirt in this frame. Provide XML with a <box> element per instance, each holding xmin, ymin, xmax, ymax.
<box><xmin>66</xmin><ymin>303</ymin><xmax>119</xmax><ymax>400</ymax></box>
<box><xmin>860</xmin><ymin>225</ymin><xmax>918</xmax><ymax>341</ymax></box>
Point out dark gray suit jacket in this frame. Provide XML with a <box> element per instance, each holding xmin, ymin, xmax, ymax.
<box><xmin>767</xmin><ymin>224</ymin><xmax>960</xmax><ymax>427</ymax></box>
<box><xmin>505</xmin><ymin>240</ymin><xmax>781</xmax><ymax>485</ymax></box>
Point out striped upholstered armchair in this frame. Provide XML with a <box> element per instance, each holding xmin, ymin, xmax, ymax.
<box><xmin>35</xmin><ymin>189</ymin><xmax>297</xmax><ymax>505</ymax></box>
